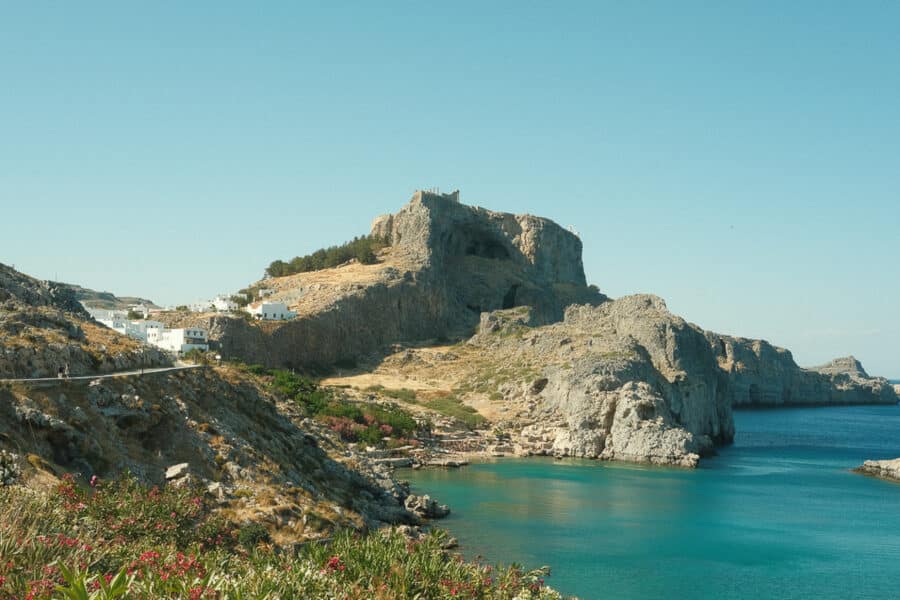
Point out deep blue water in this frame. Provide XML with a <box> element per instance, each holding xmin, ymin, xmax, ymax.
<box><xmin>403</xmin><ymin>405</ymin><xmax>900</xmax><ymax>599</ymax></box>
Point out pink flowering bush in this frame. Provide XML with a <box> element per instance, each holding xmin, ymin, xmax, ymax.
<box><xmin>0</xmin><ymin>475</ymin><xmax>571</xmax><ymax>599</ymax></box>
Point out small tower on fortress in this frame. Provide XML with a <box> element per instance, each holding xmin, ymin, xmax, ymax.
<box><xmin>413</xmin><ymin>188</ymin><xmax>460</xmax><ymax>203</ymax></box>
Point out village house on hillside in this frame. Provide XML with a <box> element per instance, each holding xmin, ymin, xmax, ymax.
<box><xmin>244</xmin><ymin>301</ymin><xmax>296</xmax><ymax>320</ymax></box>
<box><xmin>147</xmin><ymin>327</ymin><xmax>209</xmax><ymax>353</ymax></box>
<box><xmin>190</xmin><ymin>295</ymin><xmax>239</xmax><ymax>313</ymax></box>
<box><xmin>84</xmin><ymin>305</ymin><xmax>209</xmax><ymax>354</ymax></box>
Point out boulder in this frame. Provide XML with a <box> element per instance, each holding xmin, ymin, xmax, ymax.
<box><xmin>165</xmin><ymin>463</ymin><xmax>190</xmax><ymax>481</ymax></box>
<box><xmin>403</xmin><ymin>494</ymin><xmax>450</xmax><ymax>519</ymax></box>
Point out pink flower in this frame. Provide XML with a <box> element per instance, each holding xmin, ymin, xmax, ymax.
<box><xmin>90</xmin><ymin>475</ymin><xmax>99</xmax><ymax>487</ymax></box>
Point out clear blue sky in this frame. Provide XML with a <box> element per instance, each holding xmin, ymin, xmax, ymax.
<box><xmin>2</xmin><ymin>2</ymin><xmax>898</xmax><ymax>376</ymax></box>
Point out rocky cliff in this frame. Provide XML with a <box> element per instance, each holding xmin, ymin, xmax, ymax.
<box><xmin>855</xmin><ymin>458</ymin><xmax>900</xmax><ymax>483</ymax></box>
<box><xmin>707</xmin><ymin>335</ymin><xmax>896</xmax><ymax>407</ymax></box>
<box><xmin>197</xmin><ymin>191</ymin><xmax>604</xmax><ymax>369</ymax></box>
<box><xmin>467</xmin><ymin>296</ymin><xmax>735</xmax><ymax>467</ymax></box>
<box><xmin>63</xmin><ymin>282</ymin><xmax>159</xmax><ymax>310</ymax></box>
<box><xmin>331</xmin><ymin>295</ymin><xmax>897</xmax><ymax>468</ymax></box>
<box><xmin>0</xmin><ymin>367</ymin><xmax>415</xmax><ymax>542</ymax></box>
<box><xmin>0</xmin><ymin>263</ymin><xmax>169</xmax><ymax>378</ymax></box>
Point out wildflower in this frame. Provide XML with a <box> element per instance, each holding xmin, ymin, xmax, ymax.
<box><xmin>90</xmin><ymin>475</ymin><xmax>99</xmax><ymax>487</ymax></box>
<box><xmin>322</xmin><ymin>555</ymin><xmax>345</xmax><ymax>573</ymax></box>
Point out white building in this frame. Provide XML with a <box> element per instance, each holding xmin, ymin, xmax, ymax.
<box><xmin>245</xmin><ymin>301</ymin><xmax>296</xmax><ymax>320</ymax></box>
<box><xmin>85</xmin><ymin>307</ymin><xmax>129</xmax><ymax>330</ymax></box>
<box><xmin>189</xmin><ymin>301</ymin><xmax>212</xmax><ymax>313</ymax></box>
<box><xmin>124</xmin><ymin>320</ymin><xmax>166</xmax><ymax>342</ymax></box>
<box><xmin>85</xmin><ymin>303</ymin><xmax>209</xmax><ymax>355</ymax></box>
<box><xmin>147</xmin><ymin>327</ymin><xmax>209</xmax><ymax>353</ymax></box>
<box><xmin>128</xmin><ymin>303</ymin><xmax>152</xmax><ymax>318</ymax></box>
<box><xmin>190</xmin><ymin>295</ymin><xmax>238</xmax><ymax>313</ymax></box>
<box><xmin>211</xmin><ymin>295</ymin><xmax>238</xmax><ymax>312</ymax></box>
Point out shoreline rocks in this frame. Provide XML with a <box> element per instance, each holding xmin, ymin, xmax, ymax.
<box><xmin>854</xmin><ymin>458</ymin><xmax>900</xmax><ymax>483</ymax></box>
<box><xmin>403</xmin><ymin>493</ymin><xmax>450</xmax><ymax>519</ymax></box>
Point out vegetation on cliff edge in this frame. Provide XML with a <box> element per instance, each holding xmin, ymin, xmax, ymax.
<box><xmin>265</xmin><ymin>235</ymin><xmax>389</xmax><ymax>278</ymax></box>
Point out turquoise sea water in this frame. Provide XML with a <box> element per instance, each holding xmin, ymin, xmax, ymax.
<box><xmin>403</xmin><ymin>405</ymin><xmax>900</xmax><ymax>599</ymax></box>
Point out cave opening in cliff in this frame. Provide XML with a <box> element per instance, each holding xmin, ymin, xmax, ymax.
<box><xmin>445</xmin><ymin>226</ymin><xmax>512</xmax><ymax>261</ymax></box>
<box><xmin>502</xmin><ymin>284</ymin><xmax>520</xmax><ymax>309</ymax></box>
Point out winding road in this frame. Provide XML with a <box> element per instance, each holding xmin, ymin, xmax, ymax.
<box><xmin>0</xmin><ymin>363</ymin><xmax>204</xmax><ymax>384</ymax></box>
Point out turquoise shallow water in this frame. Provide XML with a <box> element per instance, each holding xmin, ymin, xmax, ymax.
<box><xmin>402</xmin><ymin>405</ymin><xmax>900</xmax><ymax>599</ymax></box>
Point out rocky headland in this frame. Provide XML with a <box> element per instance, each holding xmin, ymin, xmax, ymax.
<box><xmin>150</xmin><ymin>191</ymin><xmax>896</xmax><ymax>469</ymax></box>
<box><xmin>331</xmin><ymin>296</ymin><xmax>894</xmax><ymax>469</ymax></box>
<box><xmin>159</xmin><ymin>190</ymin><xmax>604</xmax><ymax>369</ymax></box>
<box><xmin>708</xmin><ymin>340</ymin><xmax>896</xmax><ymax>407</ymax></box>
<box><xmin>854</xmin><ymin>458</ymin><xmax>900</xmax><ymax>483</ymax></box>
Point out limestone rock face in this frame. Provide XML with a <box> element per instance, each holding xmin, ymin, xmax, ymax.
<box><xmin>468</xmin><ymin>295</ymin><xmax>894</xmax><ymax>468</ymax></box>
<box><xmin>0</xmin><ymin>369</ymin><xmax>415</xmax><ymax>536</ymax></box>
<box><xmin>855</xmin><ymin>458</ymin><xmax>900</xmax><ymax>482</ymax></box>
<box><xmin>0</xmin><ymin>263</ymin><xmax>87</xmax><ymax>316</ymax></box>
<box><xmin>0</xmin><ymin>263</ymin><xmax>171</xmax><ymax>378</ymax></box>
<box><xmin>205</xmin><ymin>191</ymin><xmax>605</xmax><ymax>369</ymax></box>
<box><xmin>373</xmin><ymin>190</ymin><xmax>587</xmax><ymax>288</ymax></box>
<box><xmin>474</xmin><ymin>295</ymin><xmax>734</xmax><ymax>467</ymax></box>
<box><xmin>707</xmin><ymin>335</ymin><xmax>896</xmax><ymax>406</ymax></box>
<box><xmin>812</xmin><ymin>356</ymin><xmax>869</xmax><ymax>378</ymax></box>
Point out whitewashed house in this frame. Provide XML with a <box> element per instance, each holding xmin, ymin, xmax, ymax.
<box><xmin>189</xmin><ymin>301</ymin><xmax>212</xmax><ymax>312</ymax></box>
<box><xmin>190</xmin><ymin>295</ymin><xmax>238</xmax><ymax>313</ymax></box>
<box><xmin>245</xmin><ymin>301</ymin><xmax>296</xmax><ymax>320</ymax></box>
<box><xmin>211</xmin><ymin>295</ymin><xmax>238</xmax><ymax>312</ymax></box>
<box><xmin>85</xmin><ymin>307</ymin><xmax>129</xmax><ymax>330</ymax></box>
<box><xmin>125</xmin><ymin>320</ymin><xmax>166</xmax><ymax>342</ymax></box>
<box><xmin>128</xmin><ymin>304</ymin><xmax>152</xmax><ymax>318</ymax></box>
<box><xmin>85</xmin><ymin>302</ymin><xmax>208</xmax><ymax>354</ymax></box>
<box><xmin>147</xmin><ymin>327</ymin><xmax>209</xmax><ymax>353</ymax></box>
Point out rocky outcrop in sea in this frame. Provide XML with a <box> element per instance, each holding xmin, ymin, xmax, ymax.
<box><xmin>855</xmin><ymin>458</ymin><xmax>900</xmax><ymax>483</ymax></box>
<box><xmin>466</xmin><ymin>297</ymin><xmax>896</xmax><ymax>467</ymax></box>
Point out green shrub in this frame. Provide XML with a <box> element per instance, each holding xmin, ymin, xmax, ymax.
<box><xmin>245</xmin><ymin>364</ymin><xmax>269</xmax><ymax>376</ymax></box>
<box><xmin>382</xmin><ymin>387</ymin><xmax>418</xmax><ymax>403</ymax></box>
<box><xmin>319</xmin><ymin>402</ymin><xmax>365</xmax><ymax>421</ymax></box>
<box><xmin>265</xmin><ymin>235</ymin><xmax>389</xmax><ymax>278</ymax></box>
<box><xmin>367</xmin><ymin>405</ymin><xmax>418</xmax><ymax>437</ymax></box>
<box><xmin>426</xmin><ymin>396</ymin><xmax>488</xmax><ymax>429</ymax></box>
<box><xmin>271</xmin><ymin>370</ymin><xmax>318</xmax><ymax>397</ymax></box>
<box><xmin>237</xmin><ymin>523</ymin><xmax>270</xmax><ymax>549</ymax></box>
<box><xmin>318</xmin><ymin>401</ymin><xmax>419</xmax><ymax>446</ymax></box>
